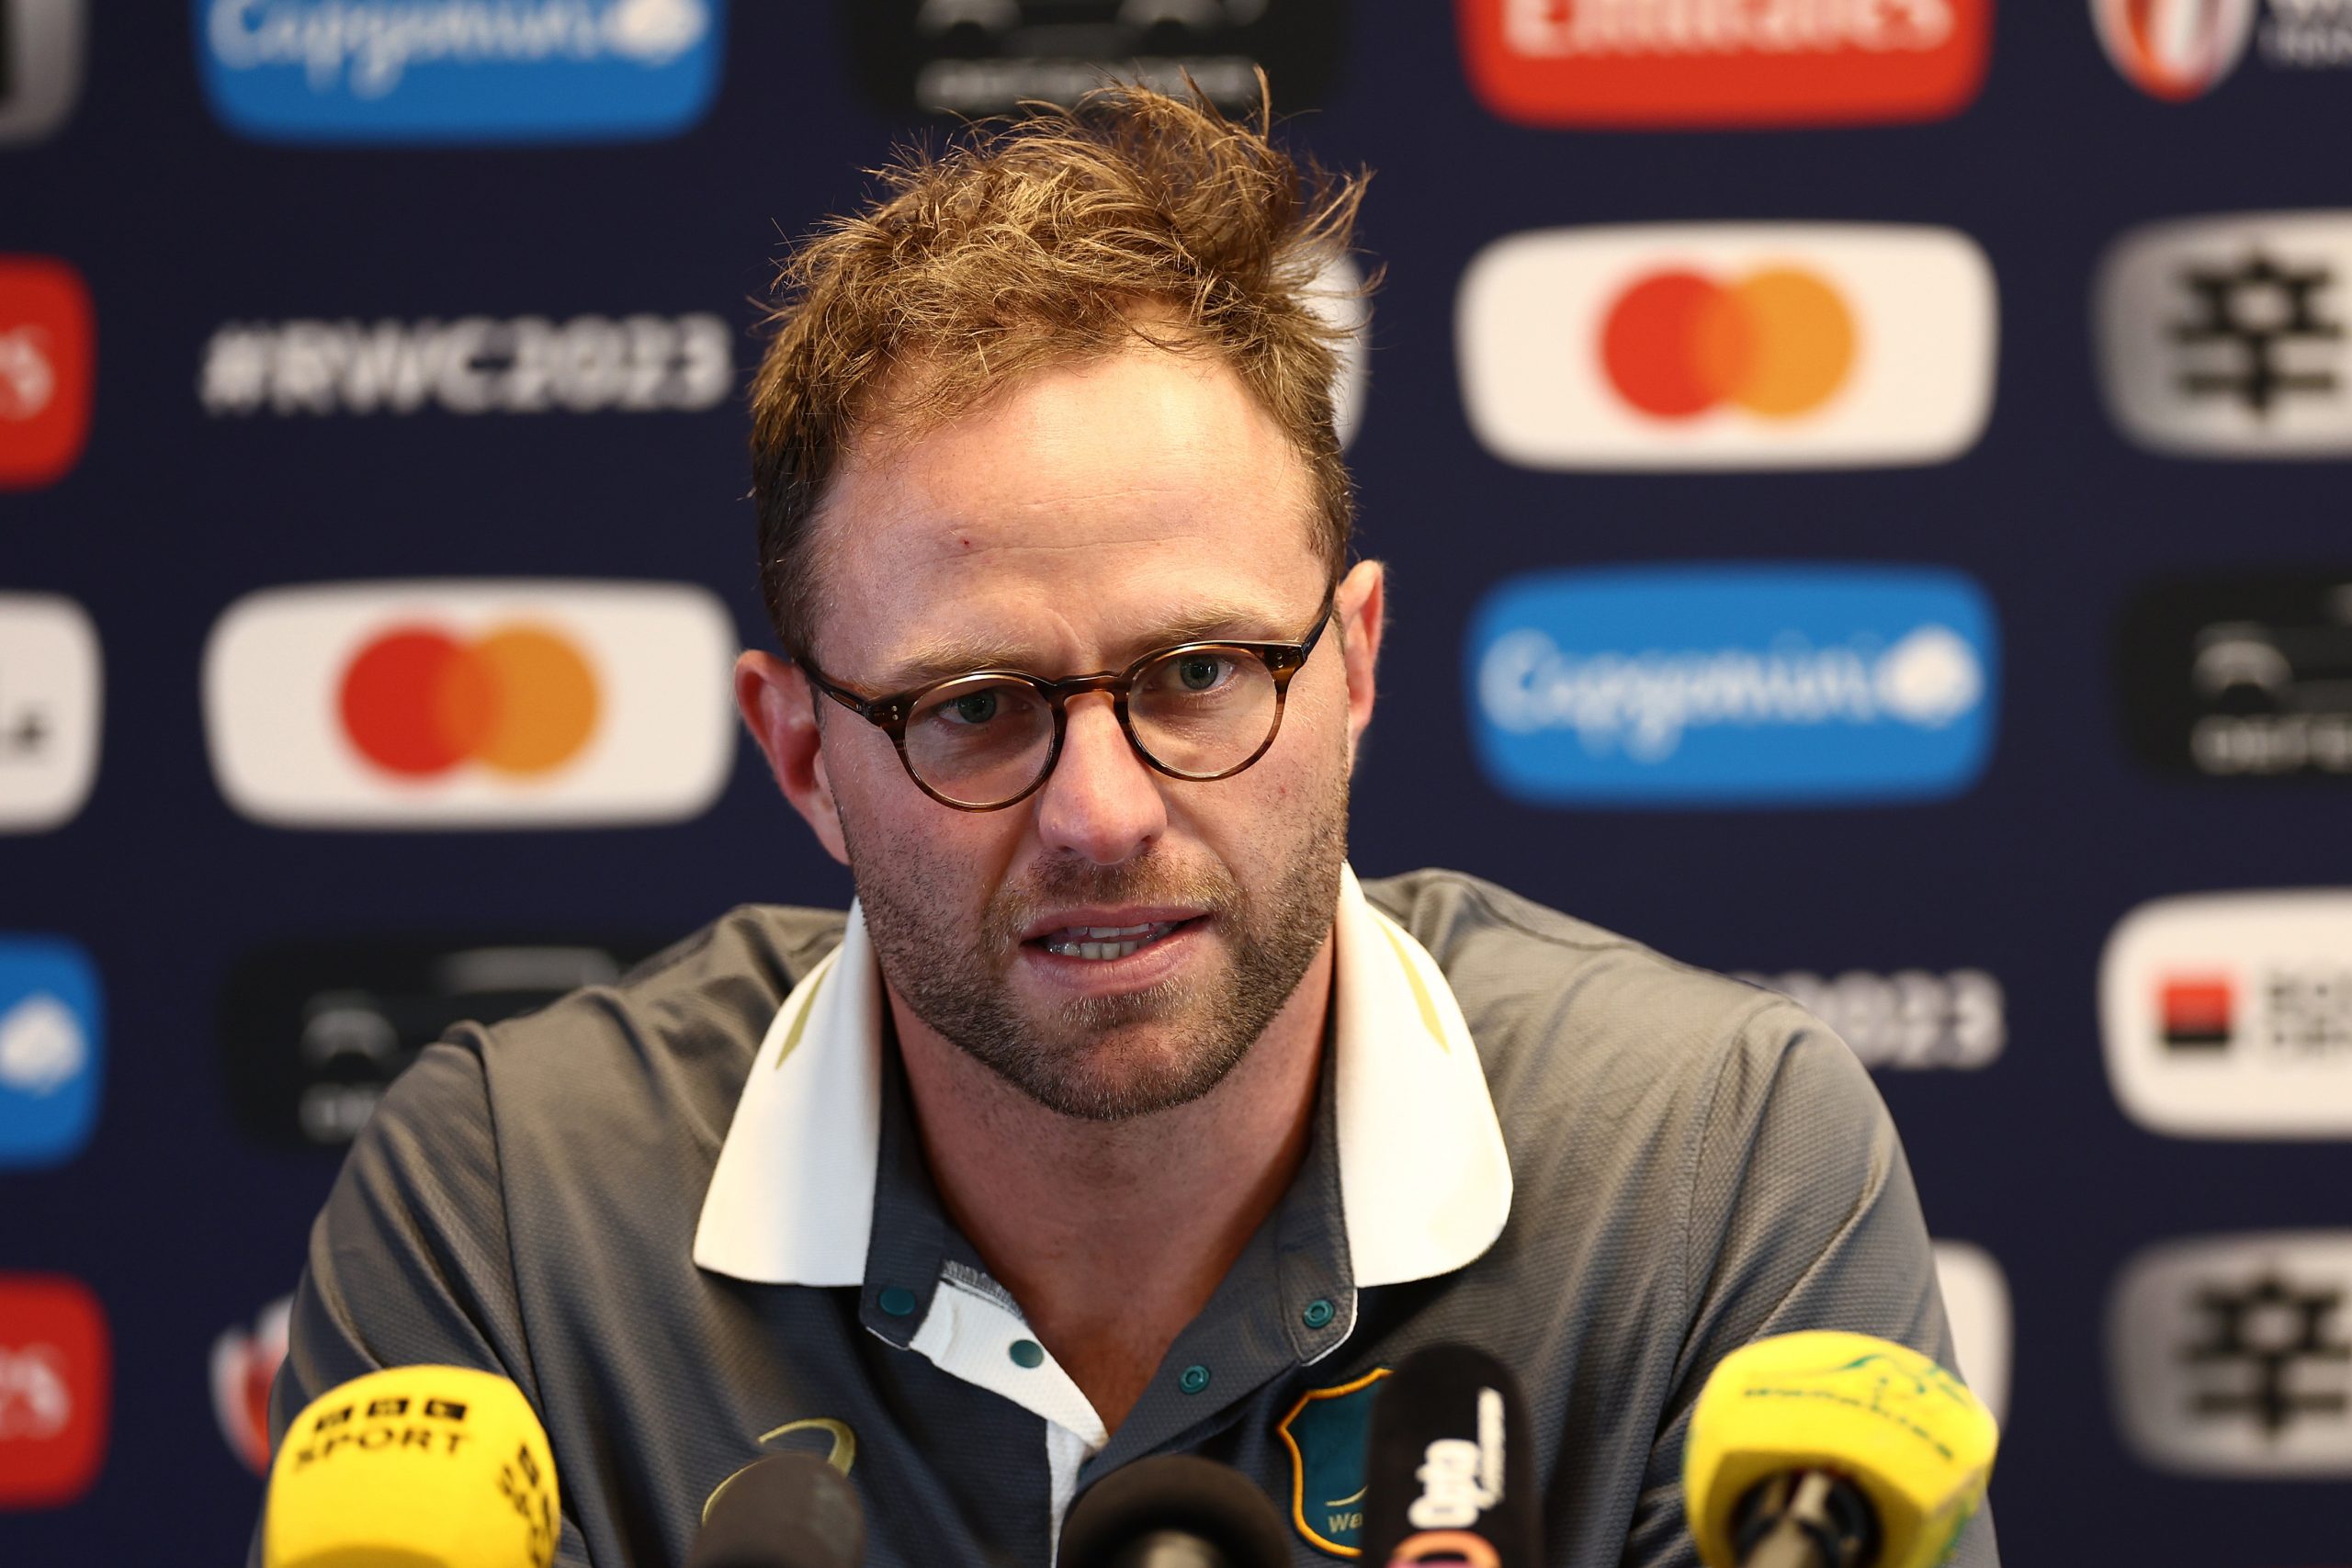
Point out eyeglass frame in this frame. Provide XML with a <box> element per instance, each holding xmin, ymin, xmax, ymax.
<box><xmin>793</xmin><ymin>600</ymin><xmax>1338</xmax><ymax>812</ymax></box>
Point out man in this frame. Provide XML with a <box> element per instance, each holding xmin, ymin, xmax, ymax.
<box><xmin>261</xmin><ymin>85</ymin><xmax>1998</xmax><ymax>1566</ymax></box>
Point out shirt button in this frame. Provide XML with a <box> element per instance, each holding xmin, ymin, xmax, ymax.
<box><xmin>877</xmin><ymin>1286</ymin><xmax>917</xmax><ymax>1318</ymax></box>
<box><xmin>1302</xmin><ymin>1298</ymin><xmax>1336</xmax><ymax>1330</ymax></box>
<box><xmin>1009</xmin><ymin>1339</ymin><xmax>1046</xmax><ymax>1369</ymax></box>
<box><xmin>1179</xmin><ymin>1363</ymin><xmax>1211</xmax><ymax>1395</ymax></box>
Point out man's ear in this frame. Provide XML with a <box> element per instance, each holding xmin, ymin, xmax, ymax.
<box><xmin>735</xmin><ymin>651</ymin><xmax>850</xmax><ymax>866</ymax></box>
<box><xmin>1335</xmin><ymin>558</ymin><xmax>1385</xmax><ymax>764</ymax></box>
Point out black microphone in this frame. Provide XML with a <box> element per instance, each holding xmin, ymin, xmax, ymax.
<box><xmin>1058</xmin><ymin>1454</ymin><xmax>1292</xmax><ymax>1568</ymax></box>
<box><xmin>686</xmin><ymin>1453</ymin><xmax>865</xmax><ymax>1568</ymax></box>
<box><xmin>1360</xmin><ymin>1344</ymin><xmax>1540</xmax><ymax>1568</ymax></box>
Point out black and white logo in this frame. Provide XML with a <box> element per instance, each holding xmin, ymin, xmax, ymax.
<box><xmin>2111</xmin><ymin>1233</ymin><xmax>2352</xmax><ymax>1473</ymax></box>
<box><xmin>219</xmin><ymin>939</ymin><xmax>658</xmax><ymax>1148</ymax></box>
<box><xmin>2098</xmin><ymin>212</ymin><xmax>2352</xmax><ymax>457</ymax></box>
<box><xmin>839</xmin><ymin>0</ymin><xmax>1347</xmax><ymax>118</ymax></box>
<box><xmin>2117</xmin><ymin>573</ymin><xmax>2352</xmax><ymax>779</ymax></box>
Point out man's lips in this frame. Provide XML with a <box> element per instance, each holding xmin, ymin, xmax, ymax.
<box><xmin>1019</xmin><ymin>908</ymin><xmax>1208</xmax><ymax>962</ymax></box>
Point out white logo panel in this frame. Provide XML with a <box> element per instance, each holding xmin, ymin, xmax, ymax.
<box><xmin>0</xmin><ymin>593</ymin><xmax>101</xmax><ymax>833</ymax></box>
<box><xmin>1456</xmin><ymin>223</ymin><xmax>1996</xmax><ymax>470</ymax></box>
<box><xmin>2100</xmin><ymin>889</ymin><xmax>2352</xmax><ymax>1137</ymax></box>
<box><xmin>1933</xmin><ymin>1240</ymin><xmax>2012</xmax><ymax>1425</ymax></box>
<box><xmin>2098</xmin><ymin>211</ymin><xmax>2352</xmax><ymax>457</ymax></box>
<box><xmin>202</xmin><ymin>581</ymin><xmax>737</xmax><ymax>829</ymax></box>
<box><xmin>2111</xmin><ymin>1232</ymin><xmax>2352</xmax><ymax>1474</ymax></box>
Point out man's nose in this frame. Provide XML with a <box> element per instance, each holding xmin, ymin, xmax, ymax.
<box><xmin>1032</xmin><ymin>694</ymin><xmax>1167</xmax><ymax>863</ymax></box>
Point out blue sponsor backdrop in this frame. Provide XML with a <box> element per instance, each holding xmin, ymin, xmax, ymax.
<box><xmin>8</xmin><ymin>3</ymin><xmax>2352</xmax><ymax>1562</ymax></box>
<box><xmin>1466</xmin><ymin>565</ymin><xmax>1998</xmax><ymax>806</ymax></box>
<box><xmin>194</xmin><ymin>0</ymin><xmax>728</xmax><ymax>143</ymax></box>
<box><xmin>0</xmin><ymin>936</ymin><xmax>102</xmax><ymax>1170</ymax></box>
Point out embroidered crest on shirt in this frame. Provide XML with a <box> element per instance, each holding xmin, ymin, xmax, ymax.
<box><xmin>1276</xmin><ymin>1367</ymin><xmax>1391</xmax><ymax>1555</ymax></box>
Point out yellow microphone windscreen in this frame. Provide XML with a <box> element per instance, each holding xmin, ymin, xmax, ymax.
<box><xmin>263</xmin><ymin>1365</ymin><xmax>559</xmax><ymax>1568</ymax></box>
<box><xmin>1682</xmin><ymin>1330</ymin><xmax>1996</xmax><ymax>1568</ymax></box>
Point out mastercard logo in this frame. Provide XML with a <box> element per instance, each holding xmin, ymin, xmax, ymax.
<box><xmin>338</xmin><ymin>624</ymin><xmax>599</xmax><ymax>778</ymax></box>
<box><xmin>1457</xmin><ymin>223</ymin><xmax>1996</xmax><ymax>471</ymax></box>
<box><xmin>203</xmin><ymin>581</ymin><xmax>736</xmax><ymax>829</ymax></box>
<box><xmin>1600</xmin><ymin>267</ymin><xmax>1856</xmax><ymax>423</ymax></box>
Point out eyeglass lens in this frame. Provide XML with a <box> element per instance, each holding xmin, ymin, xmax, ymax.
<box><xmin>901</xmin><ymin>647</ymin><xmax>1282</xmax><ymax>807</ymax></box>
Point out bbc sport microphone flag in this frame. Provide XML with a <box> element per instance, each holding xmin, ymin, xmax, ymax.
<box><xmin>202</xmin><ymin>581</ymin><xmax>738</xmax><ymax>829</ymax></box>
<box><xmin>1456</xmin><ymin>223</ymin><xmax>1997</xmax><ymax>470</ymax></box>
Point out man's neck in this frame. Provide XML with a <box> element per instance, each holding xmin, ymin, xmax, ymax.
<box><xmin>889</xmin><ymin>936</ymin><xmax>1333</xmax><ymax>1437</ymax></box>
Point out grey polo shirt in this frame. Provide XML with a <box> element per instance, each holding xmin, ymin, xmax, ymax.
<box><xmin>256</xmin><ymin>866</ymin><xmax>2000</xmax><ymax>1567</ymax></box>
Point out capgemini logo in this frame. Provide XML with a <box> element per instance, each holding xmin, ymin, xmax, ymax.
<box><xmin>198</xmin><ymin>0</ymin><xmax>727</xmax><ymax>142</ymax></box>
<box><xmin>1466</xmin><ymin>566</ymin><xmax>1998</xmax><ymax>807</ymax></box>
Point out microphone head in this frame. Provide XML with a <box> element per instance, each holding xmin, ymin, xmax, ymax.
<box><xmin>686</xmin><ymin>1453</ymin><xmax>865</xmax><ymax>1568</ymax></box>
<box><xmin>1360</xmin><ymin>1343</ymin><xmax>1540</xmax><ymax>1568</ymax></box>
<box><xmin>264</xmin><ymin>1365</ymin><xmax>559</xmax><ymax>1568</ymax></box>
<box><xmin>1682</xmin><ymin>1331</ymin><xmax>1997</xmax><ymax>1568</ymax></box>
<box><xmin>1058</xmin><ymin>1454</ymin><xmax>1292</xmax><ymax>1568</ymax></box>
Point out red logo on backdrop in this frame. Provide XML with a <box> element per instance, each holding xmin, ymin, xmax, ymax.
<box><xmin>337</xmin><ymin>623</ymin><xmax>602</xmax><ymax>779</ymax></box>
<box><xmin>2159</xmin><ymin>973</ymin><xmax>2235</xmax><ymax>1048</ymax></box>
<box><xmin>1600</xmin><ymin>266</ymin><xmax>1858</xmax><ymax>421</ymax></box>
<box><xmin>211</xmin><ymin>1297</ymin><xmax>292</xmax><ymax>1474</ymax></box>
<box><xmin>2091</xmin><ymin>0</ymin><xmax>2256</xmax><ymax>100</ymax></box>
<box><xmin>1457</xmin><ymin>0</ymin><xmax>1994</xmax><ymax>128</ymax></box>
<box><xmin>0</xmin><ymin>1273</ymin><xmax>109</xmax><ymax>1508</ymax></box>
<box><xmin>0</xmin><ymin>258</ymin><xmax>95</xmax><ymax>490</ymax></box>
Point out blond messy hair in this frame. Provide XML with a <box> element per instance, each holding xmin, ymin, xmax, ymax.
<box><xmin>747</xmin><ymin>79</ymin><xmax>1372</xmax><ymax>655</ymax></box>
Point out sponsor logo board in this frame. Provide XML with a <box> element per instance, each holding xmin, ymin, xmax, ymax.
<box><xmin>2116</xmin><ymin>572</ymin><xmax>2352</xmax><ymax>778</ymax></box>
<box><xmin>0</xmin><ymin>593</ymin><xmax>101</xmax><ymax>833</ymax></box>
<box><xmin>0</xmin><ymin>256</ymin><xmax>94</xmax><ymax>489</ymax></box>
<box><xmin>1466</xmin><ymin>565</ymin><xmax>1998</xmax><ymax>807</ymax></box>
<box><xmin>2111</xmin><ymin>1231</ymin><xmax>2352</xmax><ymax>1473</ymax></box>
<box><xmin>839</xmin><ymin>0</ymin><xmax>1345</xmax><ymax>118</ymax></box>
<box><xmin>220</xmin><ymin>938</ymin><xmax>657</xmax><ymax>1147</ymax></box>
<box><xmin>202</xmin><ymin>581</ymin><xmax>737</xmax><ymax>829</ymax></box>
<box><xmin>212</xmin><ymin>1297</ymin><xmax>291</xmax><ymax>1473</ymax></box>
<box><xmin>1933</xmin><ymin>1240</ymin><xmax>2011</xmax><ymax>1424</ymax></box>
<box><xmin>0</xmin><ymin>1273</ymin><xmax>107</xmax><ymax>1508</ymax></box>
<box><xmin>0</xmin><ymin>2</ymin><xmax>85</xmax><ymax>143</ymax></box>
<box><xmin>2095</xmin><ymin>0</ymin><xmax>2352</xmax><ymax>99</ymax></box>
<box><xmin>1310</xmin><ymin>254</ymin><xmax>1369</xmax><ymax>450</ymax></box>
<box><xmin>0</xmin><ymin>937</ymin><xmax>101</xmax><ymax>1170</ymax></box>
<box><xmin>1458</xmin><ymin>224</ymin><xmax>1996</xmax><ymax>469</ymax></box>
<box><xmin>1735</xmin><ymin>968</ymin><xmax>2005</xmax><ymax>1070</ymax></box>
<box><xmin>199</xmin><ymin>312</ymin><xmax>732</xmax><ymax>417</ymax></box>
<box><xmin>2097</xmin><ymin>211</ymin><xmax>2352</xmax><ymax>457</ymax></box>
<box><xmin>196</xmin><ymin>0</ymin><xmax>726</xmax><ymax>143</ymax></box>
<box><xmin>1459</xmin><ymin>0</ymin><xmax>1991</xmax><ymax>128</ymax></box>
<box><xmin>2101</xmin><ymin>889</ymin><xmax>2352</xmax><ymax>1136</ymax></box>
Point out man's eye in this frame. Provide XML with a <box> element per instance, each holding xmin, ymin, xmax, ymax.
<box><xmin>948</xmin><ymin>692</ymin><xmax>1000</xmax><ymax>725</ymax></box>
<box><xmin>1174</xmin><ymin>656</ymin><xmax>1230</xmax><ymax>692</ymax></box>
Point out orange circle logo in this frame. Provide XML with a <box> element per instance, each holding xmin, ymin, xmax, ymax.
<box><xmin>337</xmin><ymin>623</ymin><xmax>600</xmax><ymax>778</ymax></box>
<box><xmin>1600</xmin><ymin>265</ymin><xmax>1857</xmax><ymax>422</ymax></box>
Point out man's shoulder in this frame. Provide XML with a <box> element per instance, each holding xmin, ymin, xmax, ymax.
<box><xmin>1360</xmin><ymin>866</ymin><xmax>1819</xmax><ymax>1106</ymax></box>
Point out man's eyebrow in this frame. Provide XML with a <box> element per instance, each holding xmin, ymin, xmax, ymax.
<box><xmin>869</xmin><ymin>601</ymin><xmax>1295</xmax><ymax>691</ymax></box>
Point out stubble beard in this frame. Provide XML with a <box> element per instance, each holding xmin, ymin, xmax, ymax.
<box><xmin>849</xmin><ymin>777</ymin><xmax>1349</xmax><ymax>1122</ymax></box>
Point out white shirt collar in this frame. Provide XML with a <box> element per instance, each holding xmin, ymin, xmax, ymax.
<box><xmin>693</xmin><ymin>864</ymin><xmax>1513</xmax><ymax>1292</ymax></box>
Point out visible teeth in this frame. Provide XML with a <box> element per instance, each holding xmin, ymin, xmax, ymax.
<box><xmin>1045</xmin><ymin>921</ymin><xmax>1177</xmax><ymax>959</ymax></box>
